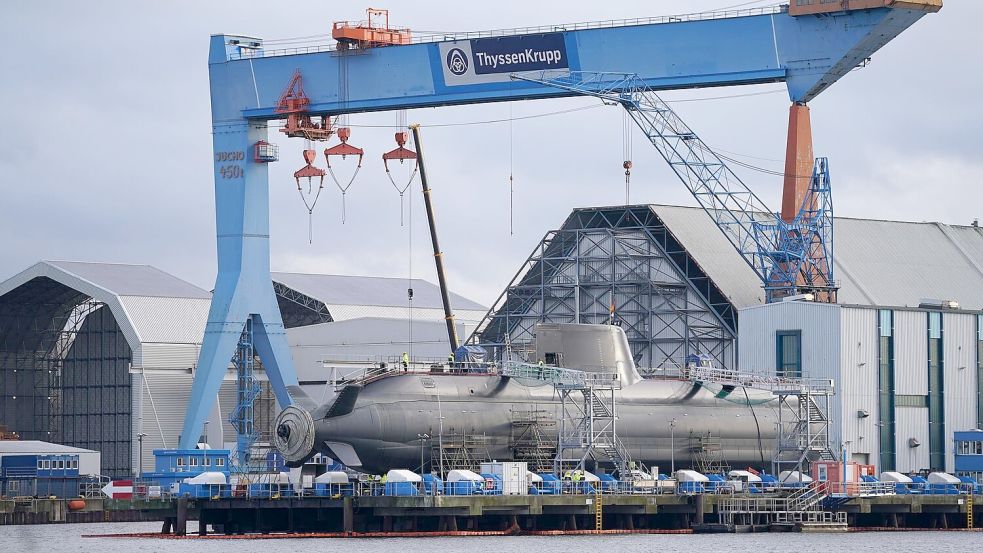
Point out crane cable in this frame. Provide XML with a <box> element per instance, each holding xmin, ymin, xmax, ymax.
<box><xmin>508</xmin><ymin>99</ymin><xmax>515</xmax><ymax>236</ymax></box>
<box><xmin>623</xmin><ymin>109</ymin><xmax>633</xmax><ymax>204</ymax></box>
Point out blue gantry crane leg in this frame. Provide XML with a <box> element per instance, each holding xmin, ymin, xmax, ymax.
<box><xmin>178</xmin><ymin>121</ymin><xmax>298</xmax><ymax>450</ymax></box>
<box><xmin>178</xmin><ymin>4</ymin><xmax>941</xmax><ymax>449</ymax></box>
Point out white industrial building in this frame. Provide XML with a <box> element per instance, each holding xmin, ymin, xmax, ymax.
<box><xmin>654</xmin><ymin>206</ymin><xmax>983</xmax><ymax>474</ymax></box>
<box><xmin>727</xmin><ymin>215</ymin><xmax>983</xmax><ymax>475</ymax></box>
<box><xmin>740</xmin><ymin>302</ymin><xmax>981</xmax><ymax>474</ymax></box>
<box><xmin>275</xmin><ymin>272</ymin><xmax>487</xmax><ymax>382</ymax></box>
<box><xmin>0</xmin><ymin>261</ymin><xmax>487</xmax><ymax>477</ymax></box>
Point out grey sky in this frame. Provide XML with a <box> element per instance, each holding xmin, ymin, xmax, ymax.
<box><xmin>1</xmin><ymin>1</ymin><xmax>979</xmax><ymax>308</ymax></box>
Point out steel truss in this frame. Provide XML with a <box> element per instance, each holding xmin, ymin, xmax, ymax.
<box><xmin>273</xmin><ymin>281</ymin><xmax>333</xmax><ymax>328</ymax></box>
<box><xmin>473</xmin><ymin>206</ymin><xmax>736</xmax><ymax>370</ymax></box>
<box><xmin>0</xmin><ymin>277</ymin><xmax>132</xmax><ymax>477</ymax></box>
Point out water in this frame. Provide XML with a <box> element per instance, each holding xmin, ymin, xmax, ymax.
<box><xmin>1</xmin><ymin>522</ymin><xmax>980</xmax><ymax>552</ymax></box>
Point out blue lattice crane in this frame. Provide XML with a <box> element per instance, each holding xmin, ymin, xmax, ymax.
<box><xmin>512</xmin><ymin>71</ymin><xmax>834</xmax><ymax>302</ymax></box>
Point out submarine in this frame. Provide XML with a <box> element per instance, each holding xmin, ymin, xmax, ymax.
<box><xmin>273</xmin><ymin>323</ymin><xmax>780</xmax><ymax>474</ymax></box>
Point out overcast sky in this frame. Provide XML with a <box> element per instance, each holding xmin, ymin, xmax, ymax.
<box><xmin>1</xmin><ymin>1</ymin><xmax>979</xmax><ymax>308</ymax></box>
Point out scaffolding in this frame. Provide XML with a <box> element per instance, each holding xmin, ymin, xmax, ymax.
<box><xmin>432</xmin><ymin>430</ymin><xmax>492</xmax><ymax>474</ymax></box>
<box><xmin>501</xmin><ymin>362</ymin><xmax>633</xmax><ymax>476</ymax></box>
<box><xmin>689</xmin><ymin>431</ymin><xmax>730</xmax><ymax>474</ymax></box>
<box><xmin>473</xmin><ymin>206</ymin><xmax>737</xmax><ymax>371</ymax></box>
<box><xmin>773</xmin><ymin>390</ymin><xmax>837</xmax><ymax>477</ymax></box>
<box><xmin>509</xmin><ymin>408</ymin><xmax>557</xmax><ymax>473</ymax></box>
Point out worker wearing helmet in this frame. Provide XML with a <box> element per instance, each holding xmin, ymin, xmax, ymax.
<box><xmin>402</xmin><ymin>352</ymin><xmax>409</xmax><ymax>372</ymax></box>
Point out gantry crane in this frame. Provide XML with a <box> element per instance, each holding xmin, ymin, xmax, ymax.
<box><xmin>178</xmin><ymin>2</ymin><xmax>942</xmax><ymax>449</ymax></box>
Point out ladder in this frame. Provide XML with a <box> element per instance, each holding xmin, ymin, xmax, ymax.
<box><xmin>968</xmin><ymin>492</ymin><xmax>975</xmax><ymax>529</ymax></box>
<box><xmin>595</xmin><ymin>493</ymin><xmax>603</xmax><ymax>531</ymax></box>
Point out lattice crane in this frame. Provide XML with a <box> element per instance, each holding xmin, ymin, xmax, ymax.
<box><xmin>513</xmin><ymin>71</ymin><xmax>836</xmax><ymax>303</ymax></box>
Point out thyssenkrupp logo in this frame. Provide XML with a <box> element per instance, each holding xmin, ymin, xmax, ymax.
<box><xmin>446</xmin><ymin>48</ymin><xmax>469</xmax><ymax>75</ymax></box>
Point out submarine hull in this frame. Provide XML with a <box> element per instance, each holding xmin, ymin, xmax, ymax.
<box><xmin>275</xmin><ymin>372</ymin><xmax>779</xmax><ymax>474</ymax></box>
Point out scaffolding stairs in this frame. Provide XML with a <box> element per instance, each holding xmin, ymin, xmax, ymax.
<box><xmin>690</xmin><ymin>432</ymin><xmax>731</xmax><ymax>475</ymax></box>
<box><xmin>684</xmin><ymin>361</ymin><xmax>837</xmax><ymax>475</ymax></box>
<box><xmin>717</xmin><ymin>484</ymin><xmax>846</xmax><ymax>529</ymax></box>
<box><xmin>501</xmin><ymin>361</ymin><xmax>634</xmax><ymax>476</ymax></box>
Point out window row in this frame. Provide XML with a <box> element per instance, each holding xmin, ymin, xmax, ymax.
<box><xmin>956</xmin><ymin>441</ymin><xmax>983</xmax><ymax>456</ymax></box>
<box><xmin>35</xmin><ymin>459</ymin><xmax>78</xmax><ymax>470</ymax></box>
<box><xmin>173</xmin><ymin>457</ymin><xmax>225</xmax><ymax>467</ymax></box>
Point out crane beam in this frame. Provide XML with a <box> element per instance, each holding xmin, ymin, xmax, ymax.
<box><xmin>209</xmin><ymin>5</ymin><xmax>935</xmax><ymax>124</ymax></box>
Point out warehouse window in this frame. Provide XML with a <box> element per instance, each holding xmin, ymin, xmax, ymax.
<box><xmin>896</xmin><ymin>395</ymin><xmax>928</xmax><ymax>408</ymax></box>
<box><xmin>776</xmin><ymin>330</ymin><xmax>802</xmax><ymax>378</ymax></box>
<box><xmin>216</xmin><ymin>458</ymin><xmax>225</xmax><ymax>467</ymax></box>
<box><xmin>189</xmin><ymin>457</ymin><xmax>198</xmax><ymax>467</ymax></box>
<box><xmin>927</xmin><ymin>312</ymin><xmax>945</xmax><ymax>471</ymax></box>
<box><xmin>978</xmin><ymin>314</ymin><xmax>982</xmax><ymax>429</ymax></box>
<box><xmin>37</xmin><ymin>460</ymin><xmax>43</xmax><ymax>469</ymax></box>
<box><xmin>878</xmin><ymin>309</ymin><xmax>896</xmax><ymax>472</ymax></box>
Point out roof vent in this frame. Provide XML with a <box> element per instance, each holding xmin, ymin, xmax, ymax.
<box><xmin>918</xmin><ymin>298</ymin><xmax>959</xmax><ymax>310</ymax></box>
<box><xmin>781</xmin><ymin>293</ymin><xmax>815</xmax><ymax>303</ymax></box>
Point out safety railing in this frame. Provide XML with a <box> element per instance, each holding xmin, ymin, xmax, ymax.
<box><xmin>684</xmin><ymin>364</ymin><xmax>835</xmax><ymax>395</ymax></box>
<box><xmin>227</xmin><ymin>5</ymin><xmax>786</xmax><ymax>61</ymax></box>
<box><xmin>136</xmin><ymin>475</ymin><xmax>983</xmax><ymax>501</ymax></box>
<box><xmin>501</xmin><ymin>361</ymin><xmax>620</xmax><ymax>389</ymax></box>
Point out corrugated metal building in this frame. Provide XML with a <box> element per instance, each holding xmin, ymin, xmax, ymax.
<box><xmin>740</xmin><ymin>302</ymin><xmax>981</xmax><ymax>473</ymax></box>
<box><xmin>0</xmin><ymin>263</ymin><xmax>486</xmax><ymax>478</ymax></box>
<box><xmin>711</xmin><ymin>206</ymin><xmax>983</xmax><ymax>475</ymax></box>
<box><xmin>274</xmin><ymin>272</ymin><xmax>488</xmax><ymax>382</ymax></box>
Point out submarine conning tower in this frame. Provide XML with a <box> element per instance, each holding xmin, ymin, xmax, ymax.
<box><xmin>534</xmin><ymin>323</ymin><xmax>643</xmax><ymax>387</ymax></box>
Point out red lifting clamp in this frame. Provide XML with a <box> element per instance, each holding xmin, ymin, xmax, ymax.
<box><xmin>382</xmin><ymin>131</ymin><xmax>417</xmax><ymax>164</ymax></box>
<box><xmin>293</xmin><ymin>149</ymin><xmax>327</xmax><ymax>242</ymax></box>
<box><xmin>382</xmin><ymin>129</ymin><xmax>420</xmax><ymax>226</ymax></box>
<box><xmin>323</xmin><ymin>127</ymin><xmax>364</xmax><ymax>223</ymax></box>
<box><xmin>294</xmin><ymin>149</ymin><xmax>326</xmax><ymax>187</ymax></box>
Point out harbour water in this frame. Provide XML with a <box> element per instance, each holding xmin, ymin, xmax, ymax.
<box><xmin>1</xmin><ymin>522</ymin><xmax>979</xmax><ymax>552</ymax></box>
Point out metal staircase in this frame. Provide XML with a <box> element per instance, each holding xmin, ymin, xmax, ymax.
<box><xmin>718</xmin><ymin>483</ymin><xmax>846</xmax><ymax>528</ymax></box>
<box><xmin>683</xmin><ymin>361</ymin><xmax>837</xmax><ymax>476</ymax></box>
<box><xmin>501</xmin><ymin>361</ymin><xmax>634</xmax><ymax>476</ymax></box>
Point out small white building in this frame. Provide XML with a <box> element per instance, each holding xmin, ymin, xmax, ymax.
<box><xmin>0</xmin><ymin>441</ymin><xmax>101</xmax><ymax>476</ymax></box>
